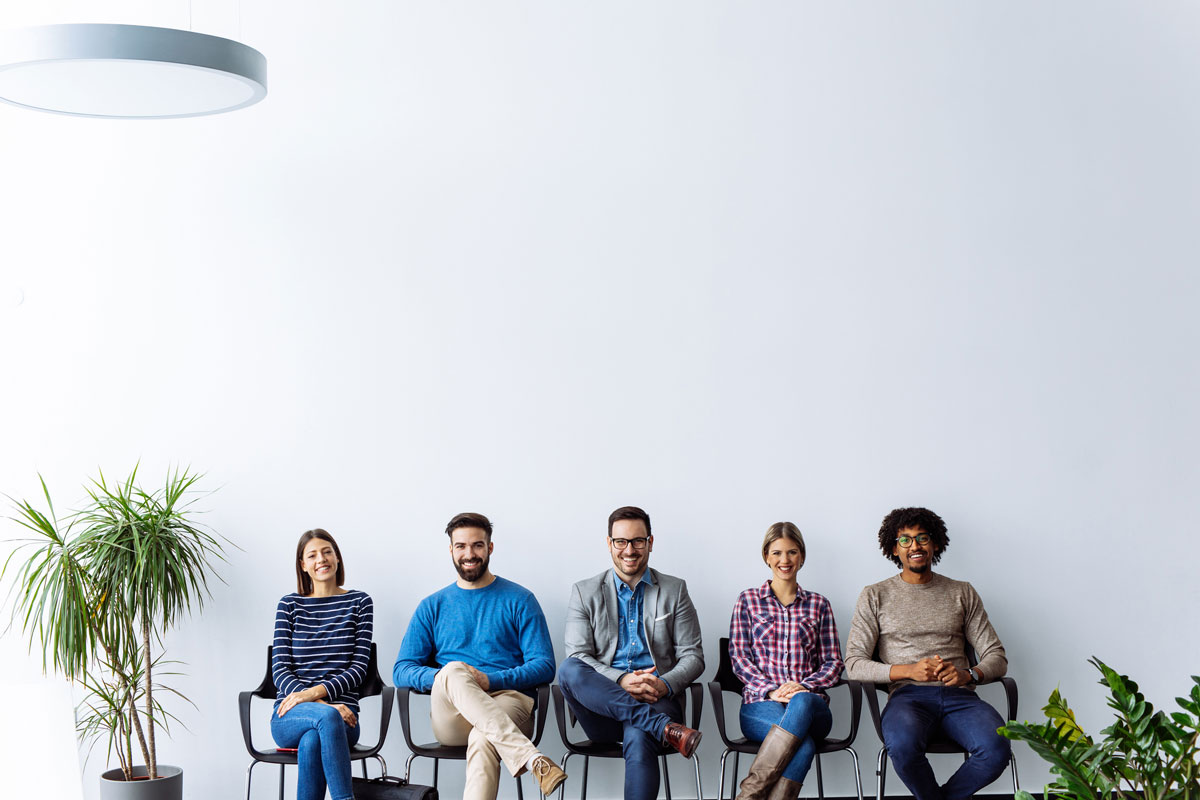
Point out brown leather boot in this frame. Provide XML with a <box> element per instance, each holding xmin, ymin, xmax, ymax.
<box><xmin>663</xmin><ymin>722</ymin><xmax>703</xmax><ymax>758</ymax></box>
<box><xmin>734</xmin><ymin>725</ymin><xmax>803</xmax><ymax>800</ymax></box>
<box><xmin>765</xmin><ymin>776</ymin><xmax>803</xmax><ymax>800</ymax></box>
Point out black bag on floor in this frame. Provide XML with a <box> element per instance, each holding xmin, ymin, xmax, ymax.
<box><xmin>351</xmin><ymin>775</ymin><xmax>438</xmax><ymax>800</ymax></box>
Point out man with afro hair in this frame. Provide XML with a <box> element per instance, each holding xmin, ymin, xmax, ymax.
<box><xmin>845</xmin><ymin>507</ymin><xmax>1011</xmax><ymax>800</ymax></box>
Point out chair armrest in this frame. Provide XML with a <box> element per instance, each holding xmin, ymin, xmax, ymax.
<box><xmin>684</xmin><ymin>683</ymin><xmax>704</xmax><ymax>730</ymax></box>
<box><xmin>822</xmin><ymin>679</ymin><xmax>863</xmax><ymax>749</ymax></box>
<box><xmin>996</xmin><ymin>676</ymin><xmax>1018</xmax><ymax>721</ymax></box>
<box><xmin>238</xmin><ymin>690</ymin><xmax>273</xmax><ymax>758</ymax></box>
<box><xmin>396</xmin><ymin>686</ymin><xmax>423</xmax><ymax>751</ymax></box>
<box><xmin>864</xmin><ymin>684</ymin><xmax>887</xmax><ymax>742</ymax></box>
<box><xmin>551</xmin><ymin>684</ymin><xmax>577</xmax><ymax>746</ymax></box>
<box><xmin>531</xmin><ymin>684</ymin><xmax>550</xmax><ymax>747</ymax></box>
<box><xmin>365</xmin><ymin>685</ymin><xmax>395</xmax><ymax>750</ymax></box>
<box><xmin>707</xmin><ymin>681</ymin><xmax>734</xmax><ymax>747</ymax></box>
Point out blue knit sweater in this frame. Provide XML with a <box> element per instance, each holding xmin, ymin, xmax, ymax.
<box><xmin>392</xmin><ymin>576</ymin><xmax>555</xmax><ymax>695</ymax></box>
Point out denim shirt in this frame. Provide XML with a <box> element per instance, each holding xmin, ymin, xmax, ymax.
<box><xmin>611</xmin><ymin>570</ymin><xmax>655</xmax><ymax>673</ymax></box>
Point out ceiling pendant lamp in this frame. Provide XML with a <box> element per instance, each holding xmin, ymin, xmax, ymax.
<box><xmin>0</xmin><ymin>23</ymin><xmax>267</xmax><ymax>119</ymax></box>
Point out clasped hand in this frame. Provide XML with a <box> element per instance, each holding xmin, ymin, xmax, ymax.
<box><xmin>909</xmin><ymin>655</ymin><xmax>972</xmax><ymax>686</ymax></box>
<box><xmin>620</xmin><ymin>668</ymin><xmax>667</xmax><ymax>703</ymax></box>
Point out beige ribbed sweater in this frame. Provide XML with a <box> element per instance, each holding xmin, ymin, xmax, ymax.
<box><xmin>844</xmin><ymin>572</ymin><xmax>1007</xmax><ymax>692</ymax></box>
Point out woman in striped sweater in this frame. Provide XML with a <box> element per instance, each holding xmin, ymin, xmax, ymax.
<box><xmin>271</xmin><ymin>529</ymin><xmax>374</xmax><ymax>800</ymax></box>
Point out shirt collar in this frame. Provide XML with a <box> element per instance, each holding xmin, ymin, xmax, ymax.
<box><xmin>758</xmin><ymin>579</ymin><xmax>805</xmax><ymax>605</ymax></box>
<box><xmin>612</xmin><ymin>569</ymin><xmax>653</xmax><ymax>593</ymax></box>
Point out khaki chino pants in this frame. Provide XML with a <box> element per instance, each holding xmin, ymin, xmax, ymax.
<box><xmin>431</xmin><ymin>661</ymin><xmax>538</xmax><ymax>800</ymax></box>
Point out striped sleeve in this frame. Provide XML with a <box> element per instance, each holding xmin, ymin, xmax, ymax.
<box><xmin>271</xmin><ymin>596</ymin><xmax>304</xmax><ymax>697</ymax></box>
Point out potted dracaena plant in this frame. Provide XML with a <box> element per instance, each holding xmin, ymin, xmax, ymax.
<box><xmin>3</xmin><ymin>466</ymin><xmax>227</xmax><ymax>800</ymax></box>
<box><xmin>999</xmin><ymin>657</ymin><xmax>1199</xmax><ymax>800</ymax></box>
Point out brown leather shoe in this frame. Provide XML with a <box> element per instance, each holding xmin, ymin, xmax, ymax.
<box><xmin>662</xmin><ymin>722</ymin><xmax>703</xmax><ymax>758</ymax></box>
<box><xmin>531</xmin><ymin>756</ymin><xmax>567</xmax><ymax>796</ymax></box>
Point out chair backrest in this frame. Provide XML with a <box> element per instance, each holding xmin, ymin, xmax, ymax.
<box><xmin>715</xmin><ymin>636</ymin><xmax>745</xmax><ymax>695</ymax></box>
<box><xmin>256</xmin><ymin>643</ymin><xmax>382</xmax><ymax>699</ymax></box>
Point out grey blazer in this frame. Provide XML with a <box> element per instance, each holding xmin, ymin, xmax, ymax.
<box><xmin>563</xmin><ymin>567</ymin><xmax>705</xmax><ymax>697</ymax></box>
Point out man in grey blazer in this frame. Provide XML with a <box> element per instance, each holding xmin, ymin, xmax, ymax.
<box><xmin>558</xmin><ymin>506</ymin><xmax>705</xmax><ymax>800</ymax></box>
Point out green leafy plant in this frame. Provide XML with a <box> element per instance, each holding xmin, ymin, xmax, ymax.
<box><xmin>2</xmin><ymin>467</ymin><xmax>227</xmax><ymax>781</ymax></box>
<box><xmin>999</xmin><ymin>657</ymin><xmax>1199</xmax><ymax>800</ymax></box>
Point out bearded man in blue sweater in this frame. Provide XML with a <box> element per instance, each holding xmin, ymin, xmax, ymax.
<box><xmin>394</xmin><ymin>512</ymin><xmax>566</xmax><ymax>800</ymax></box>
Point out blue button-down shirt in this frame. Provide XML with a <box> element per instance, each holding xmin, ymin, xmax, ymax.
<box><xmin>611</xmin><ymin>570</ymin><xmax>655</xmax><ymax>673</ymax></box>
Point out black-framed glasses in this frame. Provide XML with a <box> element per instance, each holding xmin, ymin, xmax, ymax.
<box><xmin>609</xmin><ymin>536</ymin><xmax>650</xmax><ymax>551</ymax></box>
<box><xmin>896</xmin><ymin>533</ymin><xmax>933</xmax><ymax>548</ymax></box>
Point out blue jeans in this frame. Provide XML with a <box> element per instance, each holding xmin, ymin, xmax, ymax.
<box><xmin>558</xmin><ymin>657</ymin><xmax>684</xmax><ymax>800</ymax></box>
<box><xmin>270</xmin><ymin>702</ymin><xmax>361</xmax><ymax>800</ymax></box>
<box><xmin>880</xmin><ymin>686</ymin><xmax>1011</xmax><ymax>800</ymax></box>
<box><xmin>739</xmin><ymin>694</ymin><xmax>833</xmax><ymax>783</ymax></box>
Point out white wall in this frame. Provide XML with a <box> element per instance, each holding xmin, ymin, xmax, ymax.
<box><xmin>2</xmin><ymin>2</ymin><xmax>1198</xmax><ymax>799</ymax></box>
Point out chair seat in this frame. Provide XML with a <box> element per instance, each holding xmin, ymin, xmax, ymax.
<box><xmin>247</xmin><ymin>741</ymin><xmax>385</xmax><ymax>765</ymax></box>
<box><xmin>405</xmin><ymin>740</ymin><xmax>472</xmax><ymax>759</ymax></box>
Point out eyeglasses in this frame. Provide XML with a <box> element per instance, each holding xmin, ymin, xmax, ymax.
<box><xmin>610</xmin><ymin>536</ymin><xmax>650</xmax><ymax>551</ymax></box>
<box><xmin>896</xmin><ymin>533</ymin><xmax>933</xmax><ymax>548</ymax></box>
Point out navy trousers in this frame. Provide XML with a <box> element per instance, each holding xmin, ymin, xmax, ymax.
<box><xmin>558</xmin><ymin>657</ymin><xmax>685</xmax><ymax>800</ymax></box>
<box><xmin>880</xmin><ymin>685</ymin><xmax>1011</xmax><ymax>800</ymax></box>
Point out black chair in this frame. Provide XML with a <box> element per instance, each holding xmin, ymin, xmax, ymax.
<box><xmin>397</xmin><ymin>682</ymin><xmax>551</xmax><ymax>800</ymax></box>
<box><xmin>707</xmin><ymin>637</ymin><xmax>863</xmax><ymax>800</ymax></box>
<box><xmin>238</xmin><ymin>643</ymin><xmax>395</xmax><ymax>800</ymax></box>
<box><xmin>551</xmin><ymin>681</ymin><xmax>705</xmax><ymax>800</ymax></box>
<box><xmin>863</xmin><ymin>647</ymin><xmax>1020</xmax><ymax>800</ymax></box>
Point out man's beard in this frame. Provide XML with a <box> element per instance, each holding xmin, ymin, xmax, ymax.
<box><xmin>455</xmin><ymin>553</ymin><xmax>489</xmax><ymax>582</ymax></box>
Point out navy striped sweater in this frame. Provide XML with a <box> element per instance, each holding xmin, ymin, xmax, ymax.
<box><xmin>272</xmin><ymin>589</ymin><xmax>373</xmax><ymax>715</ymax></box>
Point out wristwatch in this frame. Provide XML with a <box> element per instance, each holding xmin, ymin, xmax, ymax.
<box><xmin>968</xmin><ymin>667</ymin><xmax>983</xmax><ymax>684</ymax></box>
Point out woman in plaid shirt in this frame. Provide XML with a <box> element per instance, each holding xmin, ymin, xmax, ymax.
<box><xmin>728</xmin><ymin>522</ymin><xmax>845</xmax><ymax>800</ymax></box>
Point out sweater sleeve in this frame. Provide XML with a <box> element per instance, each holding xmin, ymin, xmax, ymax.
<box><xmin>799</xmin><ymin>595</ymin><xmax>844</xmax><ymax>691</ymax></box>
<box><xmin>844</xmin><ymin>586</ymin><xmax>893</xmax><ymax>685</ymax></box>
<box><xmin>962</xmin><ymin>583</ymin><xmax>1007</xmax><ymax>681</ymax></box>
<box><xmin>319</xmin><ymin>593</ymin><xmax>373</xmax><ymax>701</ymax></box>
<box><xmin>485</xmin><ymin>592</ymin><xmax>556</xmax><ymax>692</ymax></box>
<box><xmin>729</xmin><ymin>591</ymin><xmax>776</xmax><ymax>703</ymax></box>
<box><xmin>271</xmin><ymin>597</ymin><xmax>304</xmax><ymax>697</ymax></box>
<box><xmin>393</xmin><ymin>598</ymin><xmax>440</xmax><ymax>692</ymax></box>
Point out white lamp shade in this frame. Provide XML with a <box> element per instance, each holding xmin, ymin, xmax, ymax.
<box><xmin>0</xmin><ymin>23</ymin><xmax>267</xmax><ymax>119</ymax></box>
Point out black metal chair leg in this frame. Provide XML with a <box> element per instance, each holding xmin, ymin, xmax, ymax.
<box><xmin>661</xmin><ymin>754</ymin><xmax>673</xmax><ymax>800</ymax></box>
<box><xmin>816</xmin><ymin>752</ymin><xmax>825</xmax><ymax>798</ymax></box>
<box><xmin>558</xmin><ymin>753</ymin><xmax>574</xmax><ymax>800</ymax></box>
<box><xmin>875</xmin><ymin>747</ymin><xmax>887</xmax><ymax>800</ymax></box>
<box><xmin>278</xmin><ymin>763</ymin><xmax>285</xmax><ymax>800</ymax></box>
<box><xmin>245</xmin><ymin>760</ymin><xmax>259</xmax><ymax>800</ymax></box>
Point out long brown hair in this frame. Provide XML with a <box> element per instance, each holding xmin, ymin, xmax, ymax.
<box><xmin>295</xmin><ymin>529</ymin><xmax>346</xmax><ymax>595</ymax></box>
